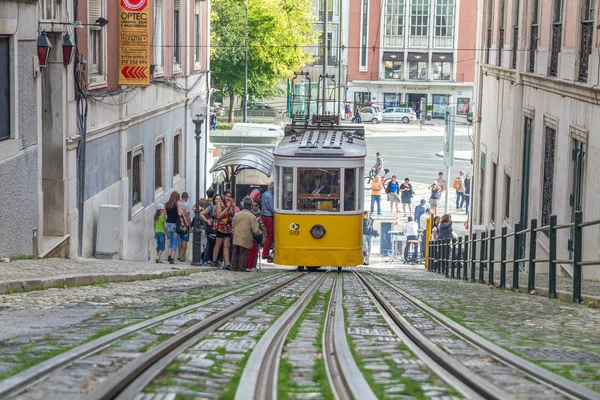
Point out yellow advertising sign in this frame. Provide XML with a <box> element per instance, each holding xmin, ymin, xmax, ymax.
<box><xmin>118</xmin><ymin>0</ymin><xmax>151</xmax><ymax>87</ymax></box>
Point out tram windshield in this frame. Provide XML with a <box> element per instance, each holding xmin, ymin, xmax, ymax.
<box><xmin>297</xmin><ymin>168</ymin><xmax>340</xmax><ymax>211</ymax></box>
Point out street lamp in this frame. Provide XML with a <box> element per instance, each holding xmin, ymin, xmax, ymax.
<box><xmin>62</xmin><ymin>33</ymin><xmax>75</xmax><ymax>66</ymax></box>
<box><xmin>190</xmin><ymin>96</ymin><xmax>208</xmax><ymax>266</ymax></box>
<box><xmin>37</xmin><ymin>30</ymin><xmax>52</xmax><ymax>68</ymax></box>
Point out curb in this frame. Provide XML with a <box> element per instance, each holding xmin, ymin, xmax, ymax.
<box><xmin>0</xmin><ymin>266</ymin><xmax>217</xmax><ymax>295</ymax></box>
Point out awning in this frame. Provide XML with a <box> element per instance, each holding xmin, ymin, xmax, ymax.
<box><xmin>209</xmin><ymin>147</ymin><xmax>274</xmax><ymax>182</ymax></box>
<box><xmin>382</xmin><ymin>51</ymin><xmax>404</xmax><ymax>61</ymax></box>
<box><xmin>432</xmin><ymin>53</ymin><xmax>454</xmax><ymax>62</ymax></box>
<box><xmin>407</xmin><ymin>52</ymin><xmax>429</xmax><ymax>62</ymax></box>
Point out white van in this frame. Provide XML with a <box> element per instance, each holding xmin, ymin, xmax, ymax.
<box><xmin>231</xmin><ymin>123</ymin><xmax>284</xmax><ymax>138</ymax></box>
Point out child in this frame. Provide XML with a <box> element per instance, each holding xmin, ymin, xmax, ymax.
<box><xmin>154</xmin><ymin>203</ymin><xmax>167</xmax><ymax>263</ymax></box>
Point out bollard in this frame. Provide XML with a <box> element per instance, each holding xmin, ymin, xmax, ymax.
<box><xmin>463</xmin><ymin>235</ymin><xmax>469</xmax><ymax>280</ymax></box>
<box><xmin>500</xmin><ymin>227</ymin><xmax>507</xmax><ymax>289</ymax></box>
<box><xmin>489</xmin><ymin>229</ymin><xmax>495</xmax><ymax>287</ymax></box>
<box><xmin>548</xmin><ymin>215</ymin><xmax>557</xmax><ymax>299</ymax></box>
<box><xmin>471</xmin><ymin>233</ymin><xmax>477</xmax><ymax>281</ymax></box>
<box><xmin>456</xmin><ymin>236</ymin><xmax>463</xmax><ymax>279</ymax></box>
<box><xmin>573</xmin><ymin>211</ymin><xmax>583</xmax><ymax>303</ymax></box>
<box><xmin>512</xmin><ymin>223</ymin><xmax>520</xmax><ymax>290</ymax></box>
<box><xmin>479</xmin><ymin>232</ymin><xmax>486</xmax><ymax>283</ymax></box>
<box><xmin>528</xmin><ymin>219</ymin><xmax>537</xmax><ymax>292</ymax></box>
<box><xmin>444</xmin><ymin>239</ymin><xmax>450</xmax><ymax>277</ymax></box>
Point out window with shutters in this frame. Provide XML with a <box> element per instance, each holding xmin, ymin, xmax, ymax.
<box><xmin>0</xmin><ymin>37</ymin><xmax>10</xmax><ymax>142</ymax></box>
<box><xmin>173</xmin><ymin>131</ymin><xmax>181</xmax><ymax>178</ymax></box>
<box><xmin>41</xmin><ymin>0</ymin><xmax>60</xmax><ymax>21</ymax></box>
<box><xmin>154</xmin><ymin>0</ymin><xmax>164</xmax><ymax>74</ymax></box>
<box><xmin>154</xmin><ymin>139</ymin><xmax>165</xmax><ymax>194</ymax></box>
<box><xmin>173</xmin><ymin>0</ymin><xmax>181</xmax><ymax>70</ymax></box>
<box><xmin>132</xmin><ymin>149</ymin><xmax>144</xmax><ymax>211</ymax></box>
<box><xmin>194</xmin><ymin>0</ymin><xmax>201</xmax><ymax>65</ymax></box>
<box><xmin>88</xmin><ymin>0</ymin><xmax>106</xmax><ymax>84</ymax></box>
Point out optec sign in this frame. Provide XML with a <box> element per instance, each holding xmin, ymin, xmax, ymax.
<box><xmin>119</xmin><ymin>0</ymin><xmax>150</xmax><ymax>86</ymax></box>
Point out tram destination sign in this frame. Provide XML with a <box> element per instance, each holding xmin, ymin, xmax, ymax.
<box><xmin>119</xmin><ymin>0</ymin><xmax>151</xmax><ymax>87</ymax></box>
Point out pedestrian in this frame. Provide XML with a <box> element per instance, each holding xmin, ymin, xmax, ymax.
<box><xmin>399</xmin><ymin>177</ymin><xmax>414</xmax><ymax>217</ymax></box>
<box><xmin>193</xmin><ymin>198</ymin><xmax>208</xmax><ymax>261</ymax></box>
<box><xmin>362</xmin><ymin>211</ymin><xmax>375</xmax><ymax>265</ymax></box>
<box><xmin>437</xmin><ymin>214</ymin><xmax>454</xmax><ymax>240</ymax></box>
<box><xmin>414</xmin><ymin>199</ymin><xmax>427</xmax><ymax>228</ymax></box>
<box><xmin>154</xmin><ymin>204</ymin><xmax>166</xmax><ymax>263</ymax></box>
<box><xmin>464</xmin><ymin>174</ymin><xmax>471</xmax><ymax>215</ymax></box>
<box><xmin>453</xmin><ymin>171</ymin><xmax>466</xmax><ymax>210</ymax></box>
<box><xmin>165</xmin><ymin>191</ymin><xmax>184</xmax><ymax>264</ymax></box>
<box><xmin>178</xmin><ymin>192</ymin><xmax>192</xmax><ymax>262</ymax></box>
<box><xmin>370</xmin><ymin>152</ymin><xmax>384</xmax><ymax>178</ymax></box>
<box><xmin>199</xmin><ymin>188</ymin><xmax>216</xmax><ymax>265</ymax></box>
<box><xmin>261</xmin><ymin>182</ymin><xmax>275</xmax><ymax>263</ymax></box>
<box><xmin>232</xmin><ymin>198</ymin><xmax>262</xmax><ymax>272</ymax></box>
<box><xmin>432</xmin><ymin>215</ymin><xmax>441</xmax><ymax>240</ymax></box>
<box><xmin>344</xmin><ymin>103</ymin><xmax>351</xmax><ymax>120</ymax></box>
<box><xmin>210</xmin><ymin>112</ymin><xmax>217</xmax><ymax>131</ymax></box>
<box><xmin>370</xmin><ymin>175</ymin><xmax>383</xmax><ymax>215</ymax></box>
<box><xmin>211</xmin><ymin>192</ymin><xmax>235</xmax><ymax>269</ymax></box>
<box><xmin>403</xmin><ymin>216</ymin><xmax>419</xmax><ymax>261</ymax></box>
<box><xmin>355</xmin><ymin>108</ymin><xmax>362</xmax><ymax>123</ymax></box>
<box><xmin>387</xmin><ymin>175</ymin><xmax>400</xmax><ymax>213</ymax></box>
<box><xmin>428</xmin><ymin>182</ymin><xmax>441</xmax><ymax>216</ymax></box>
<box><xmin>419</xmin><ymin>208</ymin><xmax>432</xmax><ymax>256</ymax></box>
<box><xmin>436</xmin><ymin>172</ymin><xmax>447</xmax><ymax>194</ymax></box>
<box><xmin>248</xmin><ymin>199</ymin><xmax>265</xmax><ymax>271</ymax></box>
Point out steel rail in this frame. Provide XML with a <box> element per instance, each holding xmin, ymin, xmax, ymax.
<box><xmin>354</xmin><ymin>272</ymin><xmax>510</xmax><ymax>400</ymax></box>
<box><xmin>0</xmin><ymin>272</ymin><xmax>292</xmax><ymax>399</ymax></box>
<box><xmin>235</xmin><ymin>272</ymin><xmax>330</xmax><ymax>400</ymax></box>
<box><xmin>82</xmin><ymin>273</ymin><xmax>306</xmax><ymax>400</ymax></box>
<box><xmin>368</xmin><ymin>272</ymin><xmax>599</xmax><ymax>400</ymax></box>
<box><xmin>323</xmin><ymin>273</ymin><xmax>377</xmax><ymax>400</ymax></box>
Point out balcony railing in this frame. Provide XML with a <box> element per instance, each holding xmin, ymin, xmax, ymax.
<box><xmin>529</xmin><ymin>24</ymin><xmax>538</xmax><ymax>72</ymax></box>
<box><xmin>549</xmin><ymin>22</ymin><xmax>562</xmax><ymax>77</ymax></box>
<box><xmin>498</xmin><ymin>27</ymin><xmax>504</xmax><ymax>66</ymax></box>
<box><xmin>384</xmin><ymin>35</ymin><xmax>404</xmax><ymax>47</ymax></box>
<box><xmin>313</xmin><ymin>55</ymin><xmax>339</xmax><ymax>67</ymax></box>
<box><xmin>433</xmin><ymin>36</ymin><xmax>453</xmax><ymax>48</ymax></box>
<box><xmin>409</xmin><ymin>35</ymin><xmax>428</xmax><ymax>47</ymax></box>
<box><xmin>512</xmin><ymin>26</ymin><xmax>518</xmax><ymax>69</ymax></box>
<box><xmin>397</xmin><ymin>72</ymin><xmax>465</xmax><ymax>83</ymax></box>
<box><xmin>578</xmin><ymin>21</ymin><xmax>594</xmax><ymax>82</ymax></box>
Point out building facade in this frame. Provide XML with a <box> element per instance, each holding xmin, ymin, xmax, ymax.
<box><xmin>345</xmin><ymin>0</ymin><xmax>477</xmax><ymax>118</ymax></box>
<box><xmin>0</xmin><ymin>0</ymin><xmax>212</xmax><ymax>261</ymax></box>
<box><xmin>472</xmin><ymin>0</ymin><xmax>600</xmax><ymax>279</ymax></box>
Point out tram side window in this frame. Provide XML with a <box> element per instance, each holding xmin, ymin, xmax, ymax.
<box><xmin>344</xmin><ymin>168</ymin><xmax>357</xmax><ymax>211</ymax></box>
<box><xmin>281</xmin><ymin>167</ymin><xmax>294</xmax><ymax>210</ymax></box>
<box><xmin>297</xmin><ymin>168</ymin><xmax>340</xmax><ymax>211</ymax></box>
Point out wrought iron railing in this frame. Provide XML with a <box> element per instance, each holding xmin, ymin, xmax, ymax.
<box><xmin>529</xmin><ymin>24</ymin><xmax>538</xmax><ymax>72</ymax></box>
<box><xmin>512</xmin><ymin>26</ymin><xmax>518</xmax><ymax>69</ymax></box>
<box><xmin>549</xmin><ymin>22</ymin><xmax>562</xmax><ymax>77</ymax></box>
<box><xmin>498</xmin><ymin>27</ymin><xmax>504</xmax><ymax>66</ymax></box>
<box><xmin>486</xmin><ymin>28</ymin><xmax>492</xmax><ymax>64</ymax></box>
<box><xmin>427</xmin><ymin>211</ymin><xmax>600</xmax><ymax>303</ymax></box>
<box><xmin>578</xmin><ymin>21</ymin><xmax>594</xmax><ymax>82</ymax></box>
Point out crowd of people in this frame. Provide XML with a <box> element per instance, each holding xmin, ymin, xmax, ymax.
<box><xmin>153</xmin><ymin>183</ymin><xmax>275</xmax><ymax>272</ymax></box>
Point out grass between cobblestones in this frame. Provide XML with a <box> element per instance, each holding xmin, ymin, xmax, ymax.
<box><xmin>0</xmin><ymin>279</ymin><xmax>274</xmax><ymax>381</ymax></box>
<box><xmin>313</xmin><ymin>279</ymin><xmax>335</xmax><ymax>400</ymax></box>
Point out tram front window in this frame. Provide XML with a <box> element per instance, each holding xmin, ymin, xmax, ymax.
<box><xmin>281</xmin><ymin>167</ymin><xmax>294</xmax><ymax>210</ymax></box>
<box><xmin>297</xmin><ymin>168</ymin><xmax>340</xmax><ymax>211</ymax></box>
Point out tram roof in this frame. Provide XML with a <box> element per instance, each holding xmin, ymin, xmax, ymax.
<box><xmin>274</xmin><ymin>124</ymin><xmax>366</xmax><ymax>158</ymax></box>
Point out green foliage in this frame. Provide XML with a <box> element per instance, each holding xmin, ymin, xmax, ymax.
<box><xmin>215</xmin><ymin>123</ymin><xmax>233</xmax><ymax>130</ymax></box>
<box><xmin>211</xmin><ymin>0</ymin><xmax>316</xmax><ymax>120</ymax></box>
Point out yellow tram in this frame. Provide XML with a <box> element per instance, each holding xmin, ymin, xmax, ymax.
<box><xmin>272</xmin><ymin>118</ymin><xmax>366</xmax><ymax>270</ymax></box>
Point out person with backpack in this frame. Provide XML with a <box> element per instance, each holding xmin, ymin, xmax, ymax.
<box><xmin>453</xmin><ymin>171</ymin><xmax>466</xmax><ymax>210</ymax></box>
<box><xmin>199</xmin><ymin>188</ymin><xmax>217</xmax><ymax>265</ymax></box>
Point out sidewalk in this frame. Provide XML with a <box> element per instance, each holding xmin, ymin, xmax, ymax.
<box><xmin>0</xmin><ymin>258</ymin><xmax>215</xmax><ymax>295</ymax></box>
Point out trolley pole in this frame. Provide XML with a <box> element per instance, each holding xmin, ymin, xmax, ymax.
<box><xmin>321</xmin><ymin>0</ymin><xmax>328</xmax><ymax>115</ymax></box>
<box><xmin>443</xmin><ymin>106</ymin><xmax>455</xmax><ymax>215</ymax></box>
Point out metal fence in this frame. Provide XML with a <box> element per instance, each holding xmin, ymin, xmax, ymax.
<box><xmin>427</xmin><ymin>211</ymin><xmax>600</xmax><ymax>303</ymax></box>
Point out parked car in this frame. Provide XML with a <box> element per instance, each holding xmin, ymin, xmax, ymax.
<box><xmin>247</xmin><ymin>102</ymin><xmax>278</xmax><ymax>117</ymax></box>
<box><xmin>382</xmin><ymin>107</ymin><xmax>417</xmax><ymax>123</ymax></box>
<box><xmin>359</xmin><ymin>107</ymin><xmax>382</xmax><ymax>124</ymax></box>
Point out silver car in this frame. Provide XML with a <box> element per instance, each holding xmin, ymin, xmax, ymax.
<box><xmin>359</xmin><ymin>107</ymin><xmax>383</xmax><ymax>124</ymax></box>
<box><xmin>382</xmin><ymin>107</ymin><xmax>417</xmax><ymax>123</ymax></box>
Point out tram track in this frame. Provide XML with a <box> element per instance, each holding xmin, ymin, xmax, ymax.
<box><xmin>357</xmin><ymin>270</ymin><xmax>600</xmax><ymax>400</ymax></box>
<box><xmin>0</xmin><ymin>272</ymin><xmax>297</xmax><ymax>399</ymax></box>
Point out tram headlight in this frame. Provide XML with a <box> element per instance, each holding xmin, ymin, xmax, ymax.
<box><xmin>310</xmin><ymin>224</ymin><xmax>326</xmax><ymax>239</ymax></box>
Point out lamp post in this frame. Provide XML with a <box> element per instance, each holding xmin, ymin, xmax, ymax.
<box><xmin>190</xmin><ymin>97</ymin><xmax>208</xmax><ymax>266</ymax></box>
<box><xmin>243</xmin><ymin>0</ymin><xmax>248</xmax><ymax>123</ymax></box>
<box><xmin>37</xmin><ymin>30</ymin><xmax>52</xmax><ymax>68</ymax></box>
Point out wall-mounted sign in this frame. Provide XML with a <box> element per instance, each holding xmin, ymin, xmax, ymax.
<box><xmin>119</xmin><ymin>0</ymin><xmax>150</xmax><ymax>86</ymax></box>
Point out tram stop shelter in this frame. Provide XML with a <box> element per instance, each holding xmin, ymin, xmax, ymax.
<box><xmin>208</xmin><ymin>147</ymin><xmax>274</xmax><ymax>204</ymax></box>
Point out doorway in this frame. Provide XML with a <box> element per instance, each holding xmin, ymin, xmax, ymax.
<box><xmin>407</xmin><ymin>94</ymin><xmax>427</xmax><ymax>116</ymax></box>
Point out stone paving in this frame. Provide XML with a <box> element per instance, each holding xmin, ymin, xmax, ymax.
<box><xmin>0</xmin><ymin>270</ymin><xmax>282</xmax><ymax>381</ymax></box>
<box><xmin>370</xmin><ymin>264</ymin><xmax>600</xmax><ymax>392</ymax></box>
<box><xmin>0</xmin><ymin>258</ymin><xmax>219</xmax><ymax>294</ymax></box>
<box><xmin>344</xmin><ymin>273</ymin><xmax>460</xmax><ymax>400</ymax></box>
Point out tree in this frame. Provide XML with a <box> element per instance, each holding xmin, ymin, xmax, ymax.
<box><xmin>211</xmin><ymin>0</ymin><xmax>316</xmax><ymax>122</ymax></box>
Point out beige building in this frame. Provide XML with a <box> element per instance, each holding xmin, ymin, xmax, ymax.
<box><xmin>472</xmin><ymin>0</ymin><xmax>600</xmax><ymax>279</ymax></box>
